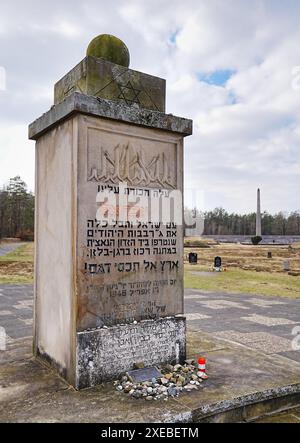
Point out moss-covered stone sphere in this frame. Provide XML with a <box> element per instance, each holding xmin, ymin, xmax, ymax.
<box><xmin>86</xmin><ymin>34</ymin><xmax>130</xmax><ymax>67</ymax></box>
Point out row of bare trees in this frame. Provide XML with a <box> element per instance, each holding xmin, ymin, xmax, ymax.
<box><xmin>1</xmin><ymin>177</ymin><xmax>300</xmax><ymax>239</ymax></box>
<box><xmin>186</xmin><ymin>207</ymin><xmax>300</xmax><ymax>236</ymax></box>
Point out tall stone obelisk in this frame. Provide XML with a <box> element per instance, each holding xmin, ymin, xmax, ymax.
<box><xmin>256</xmin><ymin>188</ymin><xmax>262</xmax><ymax>236</ymax></box>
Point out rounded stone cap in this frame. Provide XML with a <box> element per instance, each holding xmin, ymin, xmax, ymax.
<box><xmin>86</xmin><ymin>34</ymin><xmax>130</xmax><ymax>67</ymax></box>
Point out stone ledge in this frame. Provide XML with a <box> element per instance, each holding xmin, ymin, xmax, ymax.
<box><xmin>28</xmin><ymin>92</ymin><xmax>193</xmax><ymax>140</ymax></box>
<box><xmin>191</xmin><ymin>384</ymin><xmax>300</xmax><ymax>423</ymax></box>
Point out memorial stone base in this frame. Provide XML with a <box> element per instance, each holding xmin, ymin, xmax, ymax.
<box><xmin>77</xmin><ymin>316</ymin><xmax>186</xmax><ymax>389</ymax></box>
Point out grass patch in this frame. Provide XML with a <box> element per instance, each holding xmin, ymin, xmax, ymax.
<box><xmin>0</xmin><ymin>273</ymin><xmax>33</xmax><ymax>284</ymax></box>
<box><xmin>1</xmin><ymin>241</ymin><xmax>299</xmax><ymax>297</ymax></box>
<box><xmin>184</xmin><ymin>264</ymin><xmax>300</xmax><ymax>299</ymax></box>
<box><xmin>0</xmin><ymin>243</ymin><xmax>33</xmax><ymax>284</ymax></box>
<box><xmin>184</xmin><ymin>241</ymin><xmax>300</xmax><ymax>273</ymax></box>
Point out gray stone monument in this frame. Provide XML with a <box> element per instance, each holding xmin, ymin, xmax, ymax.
<box><xmin>28</xmin><ymin>34</ymin><xmax>192</xmax><ymax>389</ymax></box>
<box><xmin>256</xmin><ymin>188</ymin><xmax>262</xmax><ymax>237</ymax></box>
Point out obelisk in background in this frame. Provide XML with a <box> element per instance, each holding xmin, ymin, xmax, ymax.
<box><xmin>256</xmin><ymin>188</ymin><xmax>262</xmax><ymax>236</ymax></box>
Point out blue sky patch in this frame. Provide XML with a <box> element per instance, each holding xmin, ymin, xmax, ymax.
<box><xmin>169</xmin><ymin>28</ymin><xmax>180</xmax><ymax>44</ymax></box>
<box><xmin>197</xmin><ymin>69</ymin><xmax>236</xmax><ymax>86</ymax></box>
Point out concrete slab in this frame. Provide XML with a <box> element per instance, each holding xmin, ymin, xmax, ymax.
<box><xmin>255</xmin><ymin>406</ymin><xmax>300</xmax><ymax>423</ymax></box>
<box><xmin>1</xmin><ymin>329</ymin><xmax>300</xmax><ymax>422</ymax></box>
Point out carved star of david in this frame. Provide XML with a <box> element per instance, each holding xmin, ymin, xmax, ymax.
<box><xmin>117</xmin><ymin>81</ymin><xmax>141</xmax><ymax>105</ymax></box>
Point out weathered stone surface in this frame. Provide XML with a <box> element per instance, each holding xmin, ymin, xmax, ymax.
<box><xmin>76</xmin><ymin>115</ymin><xmax>184</xmax><ymax>330</ymax></box>
<box><xmin>31</xmin><ymin>103</ymin><xmax>189</xmax><ymax>386</ymax></box>
<box><xmin>54</xmin><ymin>56</ymin><xmax>165</xmax><ymax>111</ymax></box>
<box><xmin>86</xmin><ymin>35</ymin><xmax>130</xmax><ymax>67</ymax></box>
<box><xmin>34</xmin><ymin>118</ymin><xmax>75</xmax><ymax>384</ymax></box>
<box><xmin>76</xmin><ymin>317</ymin><xmax>186</xmax><ymax>389</ymax></box>
<box><xmin>30</xmin><ymin>46</ymin><xmax>192</xmax><ymax>387</ymax></box>
<box><xmin>29</xmin><ymin>92</ymin><xmax>192</xmax><ymax>140</ymax></box>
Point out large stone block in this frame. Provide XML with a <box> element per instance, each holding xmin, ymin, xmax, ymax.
<box><xmin>76</xmin><ymin>316</ymin><xmax>186</xmax><ymax>389</ymax></box>
<box><xmin>54</xmin><ymin>56</ymin><xmax>166</xmax><ymax>112</ymax></box>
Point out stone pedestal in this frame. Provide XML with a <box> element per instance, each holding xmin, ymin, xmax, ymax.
<box><xmin>29</xmin><ymin>61</ymin><xmax>192</xmax><ymax>389</ymax></box>
<box><xmin>54</xmin><ymin>56</ymin><xmax>166</xmax><ymax>112</ymax></box>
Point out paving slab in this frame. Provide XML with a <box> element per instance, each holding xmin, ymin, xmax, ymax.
<box><xmin>1</xmin><ymin>329</ymin><xmax>300</xmax><ymax>423</ymax></box>
<box><xmin>184</xmin><ymin>288</ymin><xmax>300</xmax><ymax>364</ymax></box>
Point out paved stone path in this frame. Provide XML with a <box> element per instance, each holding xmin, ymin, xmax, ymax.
<box><xmin>185</xmin><ymin>288</ymin><xmax>300</xmax><ymax>364</ymax></box>
<box><xmin>0</xmin><ymin>284</ymin><xmax>33</xmax><ymax>340</ymax></box>
<box><xmin>0</xmin><ymin>284</ymin><xmax>300</xmax><ymax>365</ymax></box>
<box><xmin>0</xmin><ymin>242</ymin><xmax>25</xmax><ymax>257</ymax></box>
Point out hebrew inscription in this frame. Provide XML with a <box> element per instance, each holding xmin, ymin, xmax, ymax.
<box><xmin>77</xmin><ymin>121</ymin><xmax>183</xmax><ymax>331</ymax></box>
<box><xmin>87</xmin><ymin>127</ymin><xmax>177</xmax><ymax>189</ymax></box>
<box><xmin>77</xmin><ymin>317</ymin><xmax>186</xmax><ymax>387</ymax></box>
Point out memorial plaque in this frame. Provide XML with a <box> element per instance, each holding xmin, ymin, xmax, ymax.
<box><xmin>188</xmin><ymin>252</ymin><xmax>198</xmax><ymax>264</ymax></box>
<box><xmin>214</xmin><ymin>256</ymin><xmax>222</xmax><ymax>268</ymax></box>
<box><xmin>127</xmin><ymin>367</ymin><xmax>162</xmax><ymax>383</ymax></box>
<box><xmin>283</xmin><ymin>260</ymin><xmax>290</xmax><ymax>271</ymax></box>
<box><xmin>29</xmin><ymin>35</ymin><xmax>192</xmax><ymax>389</ymax></box>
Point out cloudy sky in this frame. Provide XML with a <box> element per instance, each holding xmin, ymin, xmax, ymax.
<box><xmin>0</xmin><ymin>0</ymin><xmax>300</xmax><ymax>214</ymax></box>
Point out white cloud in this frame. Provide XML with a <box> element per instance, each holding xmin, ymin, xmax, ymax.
<box><xmin>30</xmin><ymin>21</ymin><xmax>82</xmax><ymax>38</ymax></box>
<box><xmin>0</xmin><ymin>124</ymin><xmax>35</xmax><ymax>191</ymax></box>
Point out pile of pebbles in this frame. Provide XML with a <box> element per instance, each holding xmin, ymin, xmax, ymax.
<box><xmin>113</xmin><ymin>360</ymin><xmax>208</xmax><ymax>401</ymax></box>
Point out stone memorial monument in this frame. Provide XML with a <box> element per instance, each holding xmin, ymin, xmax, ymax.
<box><xmin>29</xmin><ymin>34</ymin><xmax>192</xmax><ymax>389</ymax></box>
